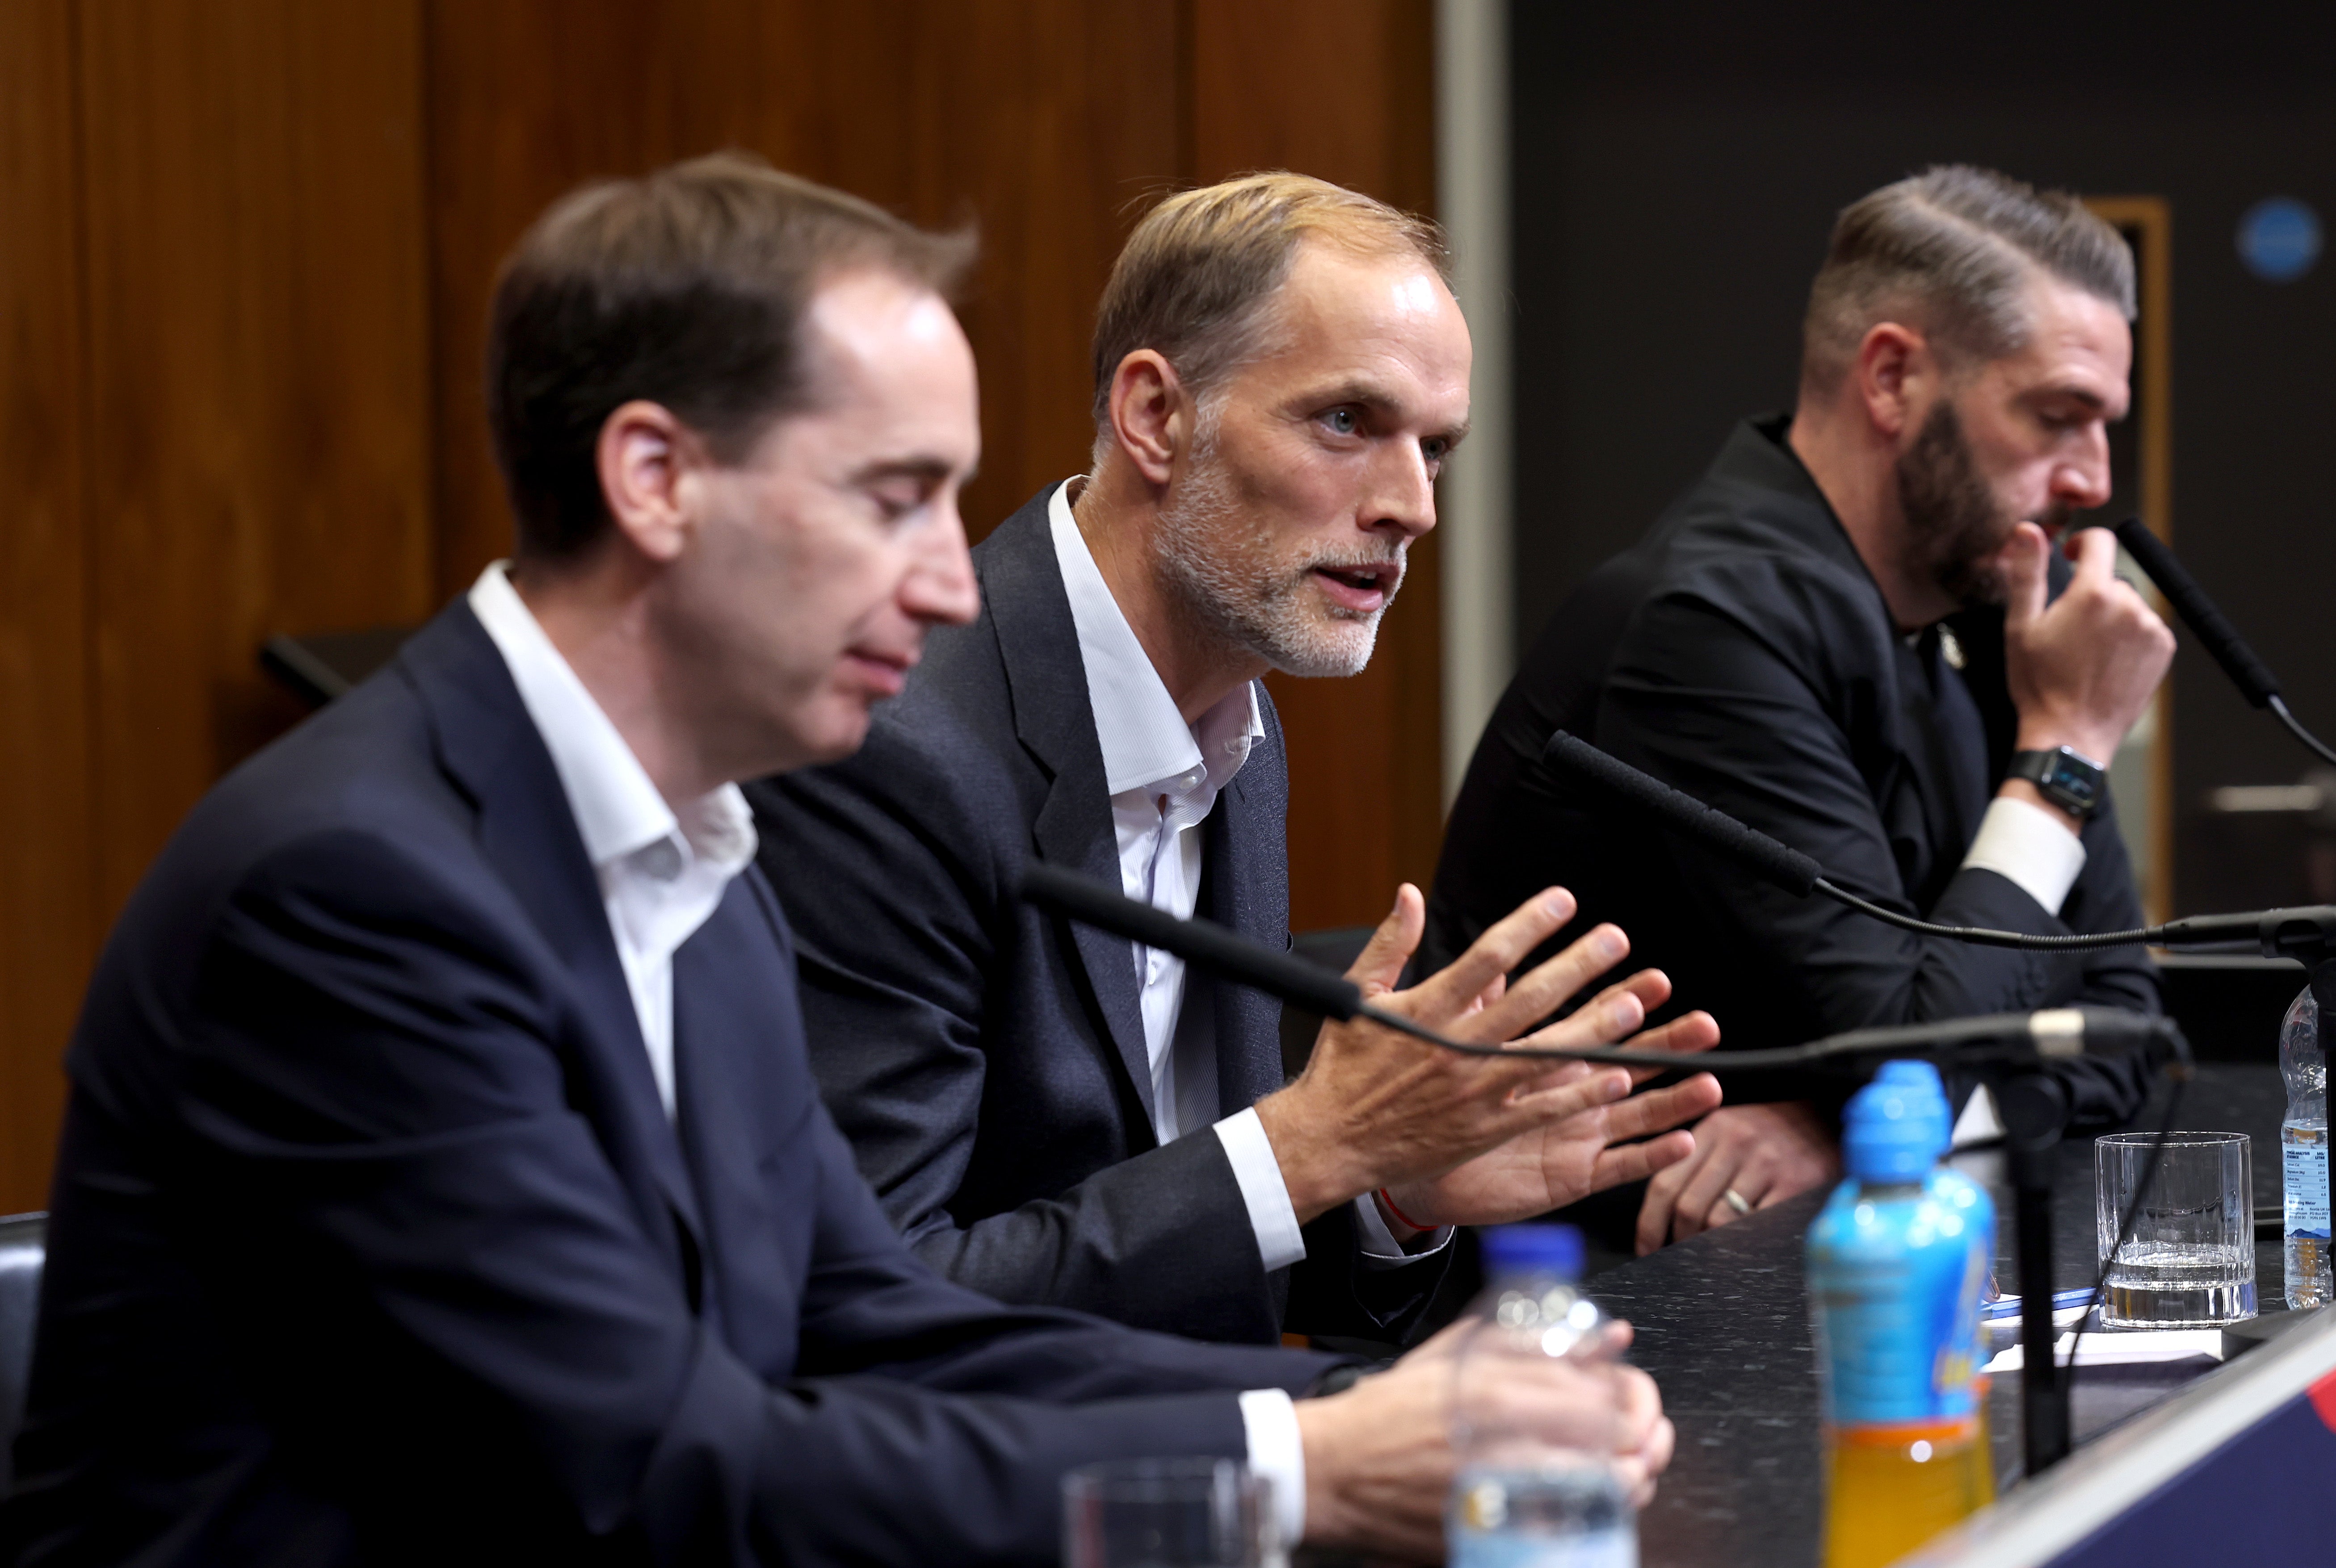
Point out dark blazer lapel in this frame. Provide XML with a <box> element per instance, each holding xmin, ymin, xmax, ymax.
<box><xmin>666</xmin><ymin>870</ymin><xmax>829</xmax><ymax>1372</ymax></box>
<box><xmin>981</xmin><ymin>489</ymin><xmax>1156</xmax><ymax>1129</ymax></box>
<box><xmin>397</xmin><ymin>602</ymin><xmax>710</xmax><ymax>1253</ymax></box>
<box><xmin>1203</xmin><ymin>685</ymin><xmax>1293</xmax><ymax>1114</ymax></box>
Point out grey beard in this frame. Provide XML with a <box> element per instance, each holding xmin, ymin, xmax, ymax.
<box><xmin>1150</xmin><ymin>441</ymin><xmax>1396</xmax><ymax>679</ymax></box>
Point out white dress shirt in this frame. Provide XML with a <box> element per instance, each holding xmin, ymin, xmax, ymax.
<box><xmin>1048</xmin><ymin>482</ymin><xmax>1446</xmax><ymax>1283</ymax></box>
<box><xmin>1959</xmin><ymin>794</ymin><xmax>2087</xmax><ymax>916</ymax></box>
<box><xmin>469</xmin><ymin>563</ymin><xmax>757</xmax><ymax>1118</ymax></box>
<box><xmin>471</xmin><ymin>558</ymin><xmax>1308</xmax><ymax>1541</ymax></box>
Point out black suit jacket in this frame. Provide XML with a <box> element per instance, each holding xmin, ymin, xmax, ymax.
<box><xmin>3</xmin><ymin>599</ymin><xmax>1336</xmax><ymax>1568</ymax></box>
<box><xmin>747</xmin><ymin>488</ymin><xmax>1444</xmax><ymax>1346</ymax></box>
<box><xmin>1426</xmin><ymin>417</ymin><xmax>2156</xmax><ymax>1122</ymax></box>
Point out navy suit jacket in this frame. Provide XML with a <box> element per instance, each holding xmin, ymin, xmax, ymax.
<box><xmin>746</xmin><ymin>491</ymin><xmax>1445</xmax><ymax>1346</ymax></box>
<box><xmin>3</xmin><ymin>600</ymin><xmax>1336</xmax><ymax>1567</ymax></box>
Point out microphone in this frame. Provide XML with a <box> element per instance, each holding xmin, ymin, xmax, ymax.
<box><xmin>1541</xmin><ymin>730</ymin><xmax>2336</xmax><ymax>963</ymax></box>
<box><xmin>2105</xmin><ymin>515</ymin><xmax>2280</xmax><ymax>707</ymax></box>
<box><xmin>1017</xmin><ymin>862</ymin><xmax>2185</xmax><ymax>1073</ymax></box>
<box><xmin>1021</xmin><ymin>859</ymin><xmax>1367</xmax><ymax>1022</ymax></box>
<box><xmin>1542</xmin><ymin>731</ymin><xmax>1820</xmax><ymax>897</ymax></box>
<box><xmin>2092</xmin><ymin>514</ymin><xmax>2336</xmax><ymax>769</ymax></box>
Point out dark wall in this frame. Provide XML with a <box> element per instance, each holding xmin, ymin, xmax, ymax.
<box><xmin>1508</xmin><ymin>3</ymin><xmax>2336</xmax><ymax>915</ymax></box>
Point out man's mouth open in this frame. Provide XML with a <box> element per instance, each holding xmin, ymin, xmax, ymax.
<box><xmin>842</xmin><ymin>647</ymin><xmax>916</xmax><ymax>698</ymax></box>
<box><xmin>1309</xmin><ymin>561</ymin><xmax>1399</xmax><ymax>615</ymax></box>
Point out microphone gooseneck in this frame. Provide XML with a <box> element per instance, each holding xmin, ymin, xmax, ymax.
<box><xmin>1016</xmin><ymin>862</ymin><xmax>2186</xmax><ymax>1073</ymax></box>
<box><xmin>2099</xmin><ymin>515</ymin><xmax>2336</xmax><ymax>769</ymax></box>
<box><xmin>1540</xmin><ymin>730</ymin><xmax>2336</xmax><ymax>962</ymax></box>
<box><xmin>1541</xmin><ymin>730</ymin><xmax>1820</xmax><ymax>896</ymax></box>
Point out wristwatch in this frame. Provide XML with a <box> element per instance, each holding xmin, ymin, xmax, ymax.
<box><xmin>2007</xmin><ymin>746</ymin><xmax>2106</xmax><ymax>819</ymax></box>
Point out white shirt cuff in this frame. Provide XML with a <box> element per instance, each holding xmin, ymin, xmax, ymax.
<box><xmin>1214</xmin><ymin>1108</ymin><xmax>1307</xmax><ymax>1273</ymax></box>
<box><xmin>1351</xmin><ymin>1192</ymin><xmax>1455</xmax><ymax>1267</ymax></box>
<box><xmin>1239</xmin><ymin>1387</ymin><xmax>1307</xmax><ymax>1548</ymax></box>
<box><xmin>1960</xmin><ymin>795</ymin><xmax>2088</xmax><ymax>916</ymax></box>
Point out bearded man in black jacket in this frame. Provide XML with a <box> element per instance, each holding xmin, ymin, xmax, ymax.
<box><xmin>1428</xmin><ymin>165</ymin><xmax>2176</xmax><ymax>1257</ymax></box>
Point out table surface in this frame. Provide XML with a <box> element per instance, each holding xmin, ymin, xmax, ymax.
<box><xmin>1591</xmin><ymin>1063</ymin><xmax>2291</xmax><ymax>1568</ymax></box>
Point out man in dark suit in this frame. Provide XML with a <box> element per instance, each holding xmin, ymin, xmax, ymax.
<box><xmin>1427</xmin><ymin>165</ymin><xmax>2173</xmax><ymax>1257</ymax></box>
<box><xmin>3</xmin><ymin>155</ymin><xmax>1671</xmax><ymax>1566</ymax></box>
<box><xmin>748</xmin><ymin>173</ymin><xmax>1724</xmax><ymax>1347</ymax></box>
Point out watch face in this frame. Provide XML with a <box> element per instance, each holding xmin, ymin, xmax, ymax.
<box><xmin>2042</xmin><ymin>749</ymin><xmax>2102</xmax><ymax>812</ymax></box>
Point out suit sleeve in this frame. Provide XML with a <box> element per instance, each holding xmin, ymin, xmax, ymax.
<box><xmin>1596</xmin><ymin>590</ymin><xmax>2152</xmax><ymax>1122</ymax></box>
<box><xmin>746</xmin><ymin>728</ymin><xmax>1304</xmax><ymax>1342</ymax></box>
<box><xmin>176</xmin><ymin>829</ymin><xmax>1331</xmax><ymax>1566</ymax></box>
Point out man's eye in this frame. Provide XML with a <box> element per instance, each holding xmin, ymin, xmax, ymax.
<box><xmin>1322</xmin><ymin>408</ymin><xmax>1358</xmax><ymax>436</ymax></box>
<box><xmin>1423</xmin><ymin>437</ymin><xmax>1450</xmax><ymax>464</ymax></box>
<box><xmin>872</xmin><ymin>487</ymin><xmax>924</xmax><ymax>521</ymax></box>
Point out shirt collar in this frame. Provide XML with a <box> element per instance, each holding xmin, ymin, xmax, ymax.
<box><xmin>467</xmin><ymin>561</ymin><xmax>756</xmax><ymax>878</ymax></box>
<box><xmin>1048</xmin><ymin>479</ymin><xmax>1263</xmax><ymax>797</ymax></box>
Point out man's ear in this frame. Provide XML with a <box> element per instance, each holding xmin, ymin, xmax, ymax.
<box><xmin>595</xmin><ymin>399</ymin><xmax>701</xmax><ymax>564</ymax></box>
<box><xmin>1103</xmin><ymin>350</ymin><xmax>1190</xmax><ymax>487</ymax></box>
<box><xmin>1853</xmin><ymin>322</ymin><xmax>1931</xmax><ymax>443</ymax></box>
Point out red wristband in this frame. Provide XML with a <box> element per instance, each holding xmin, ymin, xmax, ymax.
<box><xmin>1377</xmin><ymin>1187</ymin><xmax>1434</xmax><ymax>1234</ymax></box>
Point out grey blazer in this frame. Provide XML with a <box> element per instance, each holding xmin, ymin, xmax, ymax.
<box><xmin>745</xmin><ymin>488</ymin><xmax>1445</xmax><ymax>1345</ymax></box>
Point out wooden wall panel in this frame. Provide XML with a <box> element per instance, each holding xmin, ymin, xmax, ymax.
<box><xmin>0</xmin><ymin>0</ymin><xmax>1440</xmax><ymax>1210</ymax></box>
<box><xmin>0</xmin><ymin>0</ymin><xmax>92</xmax><ymax>1213</ymax></box>
<box><xmin>1190</xmin><ymin>0</ymin><xmax>1445</xmax><ymax>930</ymax></box>
<box><xmin>76</xmin><ymin>0</ymin><xmax>435</xmax><ymax>921</ymax></box>
<box><xmin>426</xmin><ymin>0</ymin><xmax>1182</xmax><ymax>596</ymax></box>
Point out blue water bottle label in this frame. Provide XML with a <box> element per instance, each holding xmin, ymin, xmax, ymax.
<box><xmin>1808</xmin><ymin>1180</ymin><xmax>1992</xmax><ymax>1426</ymax></box>
<box><xmin>2285</xmin><ymin>1143</ymin><xmax>2331</xmax><ymax>1239</ymax></box>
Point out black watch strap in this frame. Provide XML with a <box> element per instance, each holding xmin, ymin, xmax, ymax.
<box><xmin>2007</xmin><ymin>746</ymin><xmax>2106</xmax><ymax>819</ymax></box>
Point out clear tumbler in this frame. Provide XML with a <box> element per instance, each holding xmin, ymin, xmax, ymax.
<box><xmin>1062</xmin><ymin>1458</ymin><xmax>1278</xmax><ymax>1568</ymax></box>
<box><xmin>2096</xmin><ymin>1130</ymin><xmax>2256</xmax><ymax>1327</ymax></box>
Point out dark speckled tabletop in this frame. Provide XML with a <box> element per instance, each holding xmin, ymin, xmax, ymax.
<box><xmin>1588</xmin><ymin>1063</ymin><xmax>2290</xmax><ymax>1568</ymax></box>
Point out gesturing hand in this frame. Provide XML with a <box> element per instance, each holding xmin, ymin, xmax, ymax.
<box><xmin>1378</xmin><ymin>967</ymin><xmax>1723</xmax><ymax>1231</ymax></box>
<box><xmin>1252</xmin><ymin>884</ymin><xmax>1719</xmax><ymax>1225</ymax></box>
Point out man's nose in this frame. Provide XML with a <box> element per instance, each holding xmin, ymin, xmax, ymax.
<box><xmin>1366</xmin><ymin>440</ymin><xmax>1439</xmax><ymax>541</ymax></box>
<box><xmin>903</xmin><ymin>503</ymin><xmax>980</xmax><ymax>627</ymax></box>
<box><xmin>2053</xmin><ymin>424</ymin><xmax>2114</xmax><ymax>513</ymax></box>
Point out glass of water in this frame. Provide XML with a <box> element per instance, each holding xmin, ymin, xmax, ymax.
<box><xmin>2096</xmin><ymin>1131</ymin><xmax>2257</xmax><ymax>1327</ymax></box>
<box><xmin>1062</xmin><ymin>1458</ymin><xmax>1280</xmax><ymax>1568</ymax></box>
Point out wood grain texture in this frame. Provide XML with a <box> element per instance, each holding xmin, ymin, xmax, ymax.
<box><xmin>76</xmin><ymin>0</ymin><xmax>434</xmax><ymax>924</ymax></box>
<box><xmin>1190</xmin><ymin>0</ymin><xmax>1445</xmax><ymax>930</ymax></box>
<box><xmin>0</xmin><ymin>0</ymin><xmax>1442</xmax><ymax>1208</ymax></box>
<box><xmin>425</xmin><ymin>0</ymin><xmax>1182</xmax><ymax>593</ymax></box>
<box><xmin>0</xmin><ymin>0</ymin><xmax>92</xmax><ymax>1211</ymax></box>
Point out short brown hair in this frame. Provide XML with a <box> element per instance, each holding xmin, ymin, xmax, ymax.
<box><xmin>1802</xmin><ymin>164</ymin><xmax>2136</xmax><ymax>394</ymax></box>
<box><xmin>486</xmin><ymin>151</ymin><xmax>975</xmax><ymax>560</ymax></box>
<box><xmin>1089</xmin><ymin>172</ymin><xmax>1449</xmax><ymax>429</ymax></box>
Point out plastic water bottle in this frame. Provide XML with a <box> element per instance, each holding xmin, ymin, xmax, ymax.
<box><xmin>1446</xmin><ymin>1224</ymin><xmax>1635</xmax><ymax>1568</ymax></box>
<box><xmin>2278</xmin><ymin>984</ymin><xmax>2332</xmax><ymax>1309</ymax></box>
<box><xmin>1808</xmin><ymin>1061</ymin><xmax>1996</xmax><ymax>1568</ymax></box>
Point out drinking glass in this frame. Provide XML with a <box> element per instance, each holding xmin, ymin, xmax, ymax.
<box><xmin>2096</xmin><ymin>1131</ymin><xmax>2256</xmax><ymax>1327</ymax></box>
<box><xmin>1062</xmin><ymin>1457</ymin><xmax>1279</xmax><ymax>1568</ymax></box>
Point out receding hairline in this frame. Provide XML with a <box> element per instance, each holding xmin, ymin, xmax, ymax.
<box><xmin>1105</xmin><ymin>230</ymin><xmax>1460</xmax><ymax>404</ymax></box>
<box><xmin>1087</xmin><ymin>171</ymin><xmax>1452</xmax><ymax>437</ymax></box>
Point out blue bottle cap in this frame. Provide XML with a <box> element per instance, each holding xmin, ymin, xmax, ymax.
<box><xmin>1480</xmin><ymin>1223</ymin><xmax>1584</xmax><ymax>1280</ymax></box>
<box><xmin>1842</xmin><ymin>1059</ymin><xmax>1949</xmax><ymax>1181</ymax></box>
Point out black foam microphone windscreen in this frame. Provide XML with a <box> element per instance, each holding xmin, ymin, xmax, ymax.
<box><xmin>1541</xmin><ymin>731</ymin><xmax>1823</xmax><ymax>898</ymax></box>
<box><xmin>1019</xmin><ymin>862</ymin><xmax>1367</xmax><ymax>1021</ymax></box>
<box><xmin>2109</xmin><ymin>515</ymin><xmax>2281</xmax><ymax>708</ymax></box>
